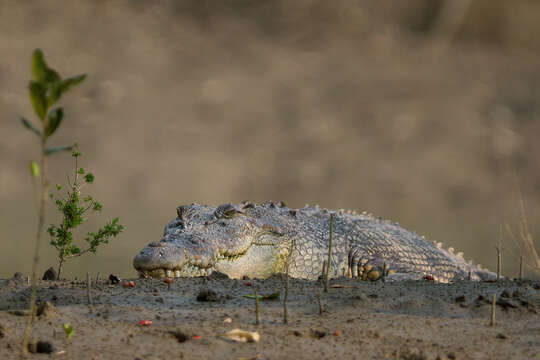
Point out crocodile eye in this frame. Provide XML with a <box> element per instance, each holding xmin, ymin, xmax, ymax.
<box><xmin>177</xmin><ymin>205</ymin><xmax>190</xmax><ymax>219</ymax></box>
<box><xmin>214</xmin><ymin>203</ymin><xmax>243</xmax><ymax>219</ymax></box>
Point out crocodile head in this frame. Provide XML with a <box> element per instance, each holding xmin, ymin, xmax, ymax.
<box><xmin>133</xmin><ymin>202</ymin><xmax>292</xmax><ymax>278</ymax></box>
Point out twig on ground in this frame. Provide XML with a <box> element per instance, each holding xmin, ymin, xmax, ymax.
<box><xmin>490</xmin><ymin>293</ymin><xmax>496</xmax><ymax>326</ymax></box>
<box><xmin>86</xmin><ymin>273</ymin><xmax>93</xmax><ymax>307</ymax></box>
<box><xmin>254</xmin><ymin>288</ymin><xmax>260</xmax><ymax>326</ymax></box>
<box><xmin>317</xmin><ymin>290</ymin><xmax>323</xmax><ymax>316</ymax></box>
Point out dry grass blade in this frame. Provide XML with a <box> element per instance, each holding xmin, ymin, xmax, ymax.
<box><xmin>505</xmin><ymin>175</ymin><xmax>540</xmax><ymax>278</ymax></box>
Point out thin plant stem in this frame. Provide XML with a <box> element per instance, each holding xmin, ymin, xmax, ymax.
<box><xmin>324</xmin><ymin>213</ymin><xmax>334</xmax><ymax>293</ymax></box>
<box><xmin>519</xmin><ymin>255</ymin><xmax>523</xmax><ymax>280</ymax></box>
<box><xmin>317</xmin><ymin>290</ymin><xmax>323</xmax><ymax>316</ymax></box>
<box><xmin>86</xmin><ymin>273</ymin><xmax>93</xmax><ymax>307</ymax></box>
<box><xmin>58</xmin><ymin>257</ymin><xmax>65</xmax><ymax>279</ymax></box>
<box><xmin>495</xmin><ymin>246</ymin><xmax>502</xmax><ymax>281</ymax></box>
<box><xmin>283</xmin><ymin>262</ymin><xmax>289</xmax><ymax>325</ymax></box>
<box><xmin>490</xmin><ymin>293</ymin><xmax>496</xmax><ymax>326</ymax></box>
<box><xmin>22</xmin><ymin>137</ymin><xmax>48</xmax><ymax>355</ymax></box>
<box><xmin>254</xmin><ymin>288</ymin><xmax>260</xmax><ymax>326</ymax></box>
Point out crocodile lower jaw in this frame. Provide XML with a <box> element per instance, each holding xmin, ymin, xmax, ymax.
<box><xmin>137</xmin><ymin>265</ymin><xmax>215</xmax><ymax>278</ymax></box>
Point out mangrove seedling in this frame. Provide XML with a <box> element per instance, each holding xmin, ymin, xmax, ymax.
<box><xmin>20</xmin><ymin>48</ymin><xmax>86</xmax><ymax>355</ymax></box>
<box><xmin>47</xmin><ymin>146</ymin><xmax>123</xmax><ymax>277</ymax></box>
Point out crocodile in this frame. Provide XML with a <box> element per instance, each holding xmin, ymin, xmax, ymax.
<box><xmin>133</xmin><ymin>201</ymin><xmax>496</xmax><ymax>282</ymax></box>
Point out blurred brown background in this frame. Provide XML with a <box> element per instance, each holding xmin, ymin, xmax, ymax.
<box><xmin>1</xmin><ymin>0</ymin><xmax>539</xmax><ymax>279</ymax></box>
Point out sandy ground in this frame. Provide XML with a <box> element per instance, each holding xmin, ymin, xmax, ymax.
<box><xmin>0</xmin><ymin>274</ymin><xmax>539</xmax><ymax>360</ymax></box>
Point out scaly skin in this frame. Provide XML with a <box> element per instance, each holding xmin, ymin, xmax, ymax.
<box><xmin>133</xmin><ymin>201</ymin><xmax>496</xmax><ymax>282</ymax></box>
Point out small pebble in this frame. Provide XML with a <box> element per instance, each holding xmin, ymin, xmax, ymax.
<box><xmin>197</xmin><ymin>289</ymin><xmax>219</xmax><ymax>302</ymax></box>
<box><xmin>0</xmin><ymin>323</ymin><xmax>8</xmax><ymax>338</ymax></box>
<box><xmin>28</xmin><ymin>340</ymin><xmax>55</xmax><ymax>354</ymax></box>
<box><xmin>310</xmin><ymin>329</ymin><xmax>326</xmax><ymax>338</ymax></box>
<box><xmin>42</xmin><ymin>267</ymin><xmax>57</xmax><ymax>281</ymax></box>
<box><xmin>37</xmin><ymin>301</ymin><xmax>56</xmax><ymax>317</ymax></box>
<box><xmin>169</xmin><ymin>330</ymin><xmax>188</xmax><ymax>343</ymax></box>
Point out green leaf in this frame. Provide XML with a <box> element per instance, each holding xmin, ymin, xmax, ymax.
<box><xmin>29</xmin><ymin>81</ymin><xmax>47</xmax><ymax>121</ymax></box>
<box><xmin>44</xmin><ymin>67</ymin><xmax>60</xmax><ymax>84</ymax></box>
<box><xmin>29</xmin><ymin>161</ymin><xmax>40</xmax><ymax>178</ymax></box>
<box><xmin>61</xmin><ymin>74</ymin><xmax>86</xmax><ymax>91</ymax></box>
<box><xmin>92</xmin><ymin>201</ymin><xmax>102</xmax><ymax>211</ymax></box>
<box><xmin>49</xmin><ymin>74</ymin><xmax>86</xmax><ymax>106</ymax></box>
<box><xmin>72</xmin><ymin>149</ymin><xmax>81</xmax><ymax>157</ymax></box>
<box><xmin>44</xmin><ymin>145</ymin><xmax>73</xmax><ymax>156</ymax></box>
<box><xmin>84</xmin><ymin>173</ymin><xmax>95</xmax><ymax>184</ymax></box>
<box><xmin>63</xmin><ymin>323</ymin><xmax>75</xmax><ymax>339</ymax></box>
<box><xmin>31</xmin><ymin>49</ymin><xmax>47</xmax><ymax>82</ymax></box>
<box><xmin>45</xmin><ymin>108</ymin><xmax>64</xmax><ymax>137</ymax></box>
<box><xmin>20</xmin><ymin>117</ymin><xmax>42</xmax><ymax>138</ymax></box>
<box><xmin>243</xmin><ymin>292</ymin><xmax>280</xmax><ymax>300</ymax></box>
<box><xmin>32</xmin><ymin>49</ymin><xmax>60</xmax><ymax>84</ymax></box>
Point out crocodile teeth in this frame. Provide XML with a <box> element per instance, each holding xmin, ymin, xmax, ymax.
<box><xmin>166</xmin><ymin>270</ymin><xmax>173</xmax><ymax>277</ymax></box>
<box><xmin>151</xmin><ymin>269</ymin><xmax>166</xmax><ymax>278</ymax></box>
<box><xmin>174</xmin><ymin>270</ymin><xmax>181</xmax><ymax>277</ymax></box>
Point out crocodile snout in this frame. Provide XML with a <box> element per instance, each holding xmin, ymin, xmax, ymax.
<box><xmin>133</xmin><ymin>237</ymin><xmax>216</xmax><ymax>278</ymax></box>
<box><xmin>133</xmin><ymin>241</ymin><xmax>186</xmax><ymax>275</ymax></box>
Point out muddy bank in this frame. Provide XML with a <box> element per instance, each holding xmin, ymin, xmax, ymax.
<box><xmin>0</xmin><ymin>275</ymin><xmax>539</xmax><ymax>359</ymax></box>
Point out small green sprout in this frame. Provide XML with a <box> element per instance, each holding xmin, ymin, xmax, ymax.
<box><xmin>63</xmin><ymin>323</ymin><xmax>75</xmax><ymax>340</ymax></box>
